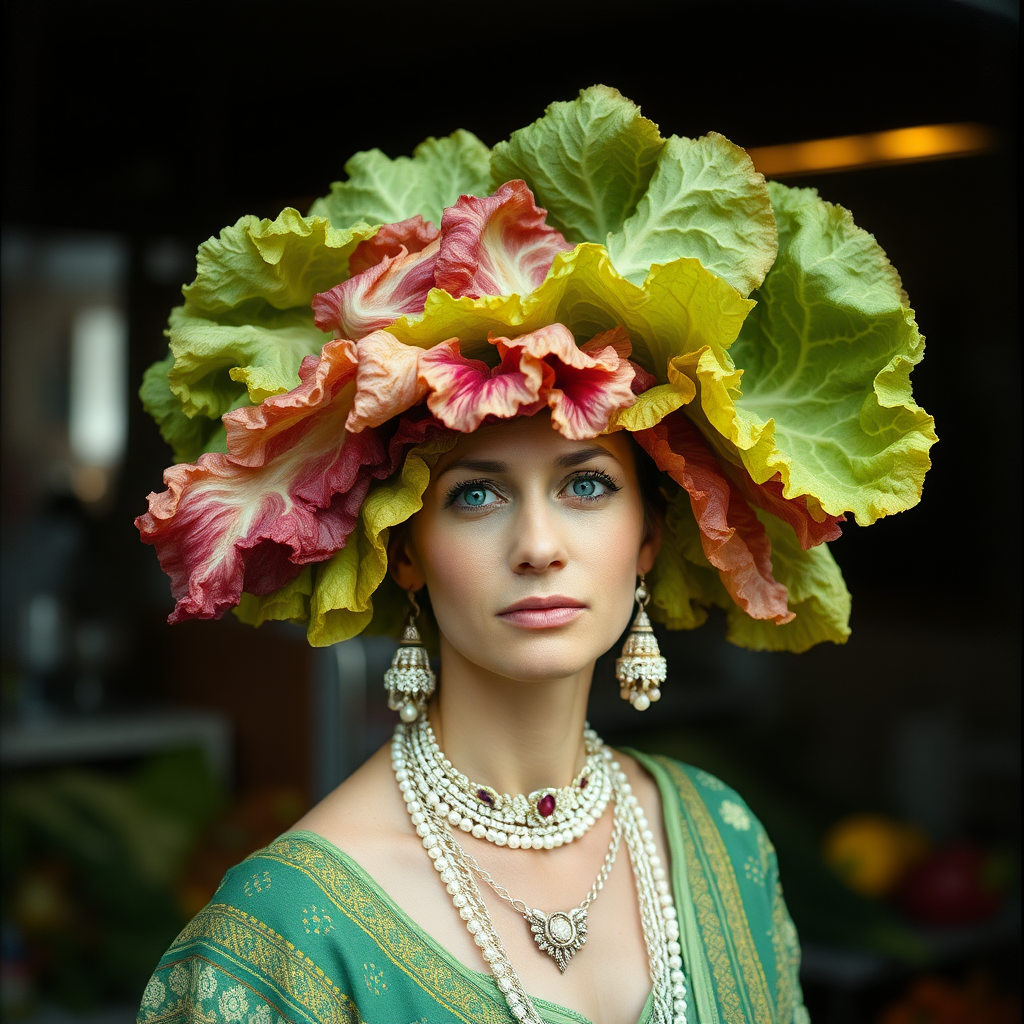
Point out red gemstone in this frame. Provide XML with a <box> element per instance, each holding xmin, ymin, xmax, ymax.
<box><xmin>537</xmin><ymin>794</ymin><xmax>556</xmax><ymax>818</ymax></box>
<box><xmin>580</xmin><ymin>776</ymin><xmax>589</xmax><ymax>790</ymax></box>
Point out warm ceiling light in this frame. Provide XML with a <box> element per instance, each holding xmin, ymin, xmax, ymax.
<box><xmin>747</xmin><ymin>123</ymin><xmax>997</xmax><ymax>177</ymax></box>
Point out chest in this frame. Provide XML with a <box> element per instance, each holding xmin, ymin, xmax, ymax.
<box><xmin>309</xmin><ymin>748</ymin><xmax>677</xmax><ymax>1023</ymax></box>
<box><xmin>365</xmin><ymin>780</ymin><xmax>671</xmax><ymax>1024</ymax></box>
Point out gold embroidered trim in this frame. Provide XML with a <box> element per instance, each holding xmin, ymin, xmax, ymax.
<box><xmin>654</xmin><ymin>758</ymin><xmax>775</xmax><ymax>1024</ymax></box>
<box><xmin>260</xmin><ymin>836</ymin><xmax>509</xmax><ymax>1024</ymax></box>
<box><xmin>676</xmin><ymin>803</ymin><xmax>744</xmax><ymax>1022</ymax></box>
<box><xmin>166</xmin><ymin>904</ymin><xmax>358</xmax><ymax>1022</ymax></box>
<box><xmin>771</xmin><ymin>877</ymin><xmax>807</xmax><ymax>1024</ymax></box>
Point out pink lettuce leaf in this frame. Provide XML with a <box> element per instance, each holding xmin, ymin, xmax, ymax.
<box><xmin>647</xmin><ymin>483</ymin><xmax>731</xmax><ymax>631</ymax></box>
<box><xmin>349</xmin><ymin>215</ymin><xmax>439</xmax><ymax>275</ymax></box>
<box><xmin>233</xmin><ymin>410</ymin><xmax>455</xmax><ymax>640</ymax></box>
<box><xmin>496</xmin><ymin>325</ymin><xmax>637</xmax><ymax>439</ymax></box>
<box><xmin>419</xmin><ymin>323</ymin><xmax>637</xmax><ymax>438</ymax></box>
<box><xmin>419</xmin><ymin>338</ymin><xmax>545</xmax><ymax>432</ymax></box>
<box><xmin>434</xmin><ymin>180</ymin><xmax>575</xmax><ymax>299</ymax></box>
<box><xmin>311</xmin><ymin>181</ymin><xmax>575</xmax><ymax>344</ymax></box>
<box><xmin>139</xmin><ymin>329</ymin><xmax>457</xmax><ymax>627</ymax></box>
<box><xmin>346</xmin><ymin>331</ymin><xmax>433</xmax><ymax>433</ymax></box>
<box><xmin>137</xmin><ymin>341</ymin><xmax>369</xmax><ymax>620</ymax></box>
<box><xmin>635</xmin><ymin>411</ymin><xmax>793</xmax><ymax>623</ymax></box>
<box><xmin>737</xmin><ymin>472</ymin><xmax>845</xmax><ymax>550</ymax></box>
<box><xmin>312</xmin><ymin>240</ymin><xmax>440</xmax><ymax>341</ymax></box>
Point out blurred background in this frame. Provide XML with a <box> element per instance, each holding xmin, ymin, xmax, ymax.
<box><xmin>1</xmin><ymin>0</ymin><xmax>1018</xmax><ymax>1021</ymax></box>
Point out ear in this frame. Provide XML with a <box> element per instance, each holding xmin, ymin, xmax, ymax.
<box><xmin>387</xmin><ymin>522</ymin><xmax>426</xmax><ymax>592</ymax></box>
<box><xmin>636</xmin><ymin>511</ymin><xmax>663</xmax><ymax>577</ymax></box>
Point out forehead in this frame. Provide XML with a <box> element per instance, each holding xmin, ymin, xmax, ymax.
<box><xmin>432</xmin><ymin>413</ymin><xmax>636</xmax><ymax>476</ymax></box>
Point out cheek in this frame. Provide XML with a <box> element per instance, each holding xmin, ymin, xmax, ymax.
<box><xmin>411</xmin><ymin>515</ymin><xmax>498</xmax><ymax>630</ymax></box>
<box><xmin>587</xmin><ymin>521</ymin><xmax>644</xmax><ymax>624</ymax></box>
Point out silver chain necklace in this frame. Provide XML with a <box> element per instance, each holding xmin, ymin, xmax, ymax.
<box><xmin>459</xmin><ymin>786</ymin><xmax>623</xmax><ymax>973</ymax></box>
<box><xmin>392</xmin><ymin>721</ymin><xmax>689</xmax><ymax>1022</ymax></box>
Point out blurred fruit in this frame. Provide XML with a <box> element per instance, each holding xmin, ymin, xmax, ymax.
<box><xmin>823</xmin><ymin>814</ymin><xmax>930</xmax><ymax>897</ymax></box>
<box><xmin>877</xmin><ymin>971</ymin><xmax>1021</xmax><ymax>1024</ymax></box>
<box><xmin>895</xmin><ymin>841</ymin><xmax>1007</xmax><ymax>926</ymax></box>
<box><xmin>12</xmin><ymin>861</ymin><xmax>72</xmax><ymax>933</ymax></box>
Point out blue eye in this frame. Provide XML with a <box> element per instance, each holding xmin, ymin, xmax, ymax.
<box><xmin>454</xmin><ymin>484</ymin><xmax>497</xmax><ymax>508</ymax></box>
<box><xmin>567</xmin><ymin>472</ymin><xmax>620</xmax><ymax>500</ymax></box>
<box><xmin>570</xmin><ymin>477</ymin><xmax>603</xmax><ymax>498</ymax></box>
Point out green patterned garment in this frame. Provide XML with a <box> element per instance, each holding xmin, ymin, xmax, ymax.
<box><xmin>137</xmin><ymin>756</ymin><xmax>808</xmax><ymax>1023</ymax></box>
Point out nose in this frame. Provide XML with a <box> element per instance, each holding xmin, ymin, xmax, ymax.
<box><xmin>509</xmin><ymin>494</ymin><xmax>568</xmax><ymax>574</ymax></box>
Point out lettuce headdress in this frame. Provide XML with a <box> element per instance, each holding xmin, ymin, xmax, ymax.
<box><xmin>136</xmin><ymin>85</ymin><xmax>936</xmax><ymax>654</ymax></box>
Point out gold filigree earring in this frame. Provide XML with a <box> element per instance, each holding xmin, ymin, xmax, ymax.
<box><xmin>616</xmin><ymin>575</ymin><xmax>666</xmax><ymax>711</ymax></box>
<box><xmin>385</xmin><ymin>590</ymin><xmax>436</xmax><ymax>722</ymax></box>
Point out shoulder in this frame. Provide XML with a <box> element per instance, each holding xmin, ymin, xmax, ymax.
<box><xmin>628</xmin><ymin>752</ymin><xmax>782</xmax><ymax>929</ymax></box>
<box><xmin>293</xmin><ymin>742</ymin><xmax>413</xmax><ymax>861</ymax></box>
<box><xmin>138</xmin><ymin>831</ymin><xmax>513</xmax><ymax>1024</ymax></box>
<box><xmin>160</xmin><ymin>831</ymin><xmax>368</xmax><ymax>951</ymax></box>
<box><xmin>184</xmin><ymin>831</ymin><xmax>394</xmax><ymax>943</ymax></box>
<box><xmin>137</xmin><ymin>834</ymin><xmax>388</xmax><ymax>1023</ymax></box>
<box><xmin>138</xmin><ymin>831</ymin><xmax>413</xmax><ymax>1024</ymax></box>
<box><xmin>632</xmin><ymin>752</ymin><xmax>770</xmax><ymax>850</ymax></box>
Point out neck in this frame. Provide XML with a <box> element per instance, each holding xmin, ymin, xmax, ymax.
<box><xmin>426</xmin><ymin>636</ymin><xmax>594</xmax><ymax>796</ymax></box>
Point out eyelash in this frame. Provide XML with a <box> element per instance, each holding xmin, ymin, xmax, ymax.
<box><xmin>443</xmin><ymin>478</ymin><xmax>498</xmax><ymax>509</ymax></box>
<box><xmin>442</xmin><ymin>470</ymin><xmax>621</xmax><ymax>509</ymax></box>
<box><xmin>567</xmin><ymin>470</ymin><xmax>621</xmax><ymax>501</ymax></box>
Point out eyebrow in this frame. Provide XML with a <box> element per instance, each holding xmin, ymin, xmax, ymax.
<box><xmin>558</xmin><ymin>446</ymin><xmax>623</xmax><ymax>469</ymax></box>
<box><xmin>438</xmin><ymin>446</ymin><xmax>622</xmax><ymax>478</ymax></box>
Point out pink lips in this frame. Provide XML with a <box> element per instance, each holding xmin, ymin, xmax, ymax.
<box><xmin>497</xmin><ymin>596</ymin><xmax>587</xmax><ymax>629</ymax></box>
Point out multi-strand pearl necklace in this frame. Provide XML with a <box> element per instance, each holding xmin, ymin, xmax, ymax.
<box><xmin>405</xmin><ymin>718</ymin><xmax>610</xmax><ymax>849</ymax></box>
<box><xmin>392</xmin><ymin>720</ymin><xmax>689</xmax><ymax>1023</ymax></box>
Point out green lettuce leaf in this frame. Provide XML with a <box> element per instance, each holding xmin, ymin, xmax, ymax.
<box><xmin>709</xmin><ymin>182</ymin><xmax>937</xmax><ymax>525</ymax></box>
<box><xmin>139</xmin><ymin>352</ymin><xmax>224</xmax><ymax>465</ymax></box>
<box><xmin>386</xmin><ymin>244</ymin><xmax>753</xmax><ymax>384</ymax></box>
<box><xmin>183</xmin><ymin>208</ymin><xmax>370</xmax><ymax>318</ymax></box>
<box><xmin>490</xmin><ymin>85</ymin><xmax>664</xmax><ymax>244</ymax></box>
<box><xmin>606</xmin><ymin>133</ymin><xmax>777</xmax><ymax>296</ymax></box>
<box><xmin>167</xmin><ymin>306</ymin><xmax>326</xmax><ymax>419</ymax></box>
<box><xmin>309</xmin><ymin>130</ymin><xmax>492</xmax><ymax>230</ymax></box>
<box><xmin>490</xmin><ymin>86</ymin><xmax>775</xmax><ymax>297</ymax></box>
<box><xmin>724</xmin><ymin>510</ymin><xmax>851</xmax><ymax>652</ymax></box>
<box><xmin>150</xmin><ymin>209</ymin><xmax>373</xmax><ymax>444</ymax></box>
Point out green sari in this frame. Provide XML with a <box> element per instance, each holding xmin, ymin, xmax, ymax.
<box><xmin>137</xmin><ymin>755</ymin><xmax>808</xmax><ymax>1023</ymax></box>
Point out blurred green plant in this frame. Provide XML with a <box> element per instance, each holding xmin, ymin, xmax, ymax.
<box><xmin>0</xmin><ymin>747</ymin><xmax>225</xmax><ymax>1011</ymax></box>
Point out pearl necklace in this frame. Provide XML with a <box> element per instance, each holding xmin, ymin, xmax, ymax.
<box><xmin>405</xmin><ymin>718</ymin><xmax>610</xmax><ymax>849</ymax></box>
<box><xmin>392</xmin><ymin>722</ymin><xmax>689</xmax><ymax>1023</ymax></box>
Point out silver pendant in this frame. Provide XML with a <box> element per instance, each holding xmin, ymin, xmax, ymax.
<box><xmin>526</xmin><ymin>907</ymin><xmax>588</xmax><ymax>972</ymax></box>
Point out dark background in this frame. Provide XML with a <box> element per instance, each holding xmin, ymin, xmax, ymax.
<box><xmin>2</xmin><ymin>1</ymin><xmax>1019</xmax><ymax>1021</ymax></box>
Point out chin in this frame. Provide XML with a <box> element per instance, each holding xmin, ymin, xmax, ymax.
<box><xmin>498</xmin><ymin>661</ymin><xmax>598</xmax><ymax>685</ymax></box>
<box><xmin>479</xmin><ymin>633</ymin><xmax>616</xmax><ymax>685</ymax></box>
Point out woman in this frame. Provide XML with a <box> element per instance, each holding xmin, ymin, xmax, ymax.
<box><xmin>135</xmin><ymin>86</ymin><xmax>936</xmax><ymax>1023</ymax></box>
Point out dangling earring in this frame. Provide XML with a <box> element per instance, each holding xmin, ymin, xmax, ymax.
<box><xmin>616</xmin><ymin>575</ymin><xmax>666</xmax><ymax>711</ymax></box>
<box><xmin>385</xmin><ymin>590</ymin><xmax>436</xmax><ymax>723</ymax></box>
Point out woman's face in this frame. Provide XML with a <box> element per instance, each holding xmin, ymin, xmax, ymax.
<box><xmin>392</xmin><ymin>413</ymin><xmax>660</xmax><ymax>684</ymax></box>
